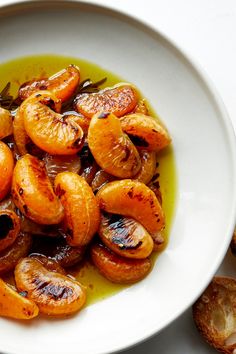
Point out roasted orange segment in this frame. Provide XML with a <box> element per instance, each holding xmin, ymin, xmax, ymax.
<box><xmin>91</xmin><ymin>170</ymin><xmax>115</xmax><ymax>193</ymax></box>
<box><xmin>13</xmin><ymin>90</ymin><xmax>61</xmax><ymax>156</ymax></box>
<box><xmin>99</xmin><ymin>213</ymin><xmax>153</xmax><ymax>259</ymax></box>
<box><xmin>120</xmin><ymin>113</ymin><xmax>171</xmax><ymax>151</ymax></box>
<box><xmin>97</xmin><ymin>180</ymin><xmax>165</xmax><ymax>235</ymax></box>
<box><xmin>55</xmin><ymin>172</ymin><xmax>100</xmax><ymax>246</ymax></box>
<box><xmin>0</xmin><ymin>141</ymin><xmax>14</xmax><ymax>201</ymax></box>
<box><xmin>19</xmin><ymin>65</ymin><xmax>80</xmax><ymax>102</ymax></box>
<box><xmin>134</xmin><ymin>150</ymin><xmax>156</xmax><ymax>184</ymax></box>
<box><xmin>0</xmin><ymin>107</ymin><xmax>13</xmax><ymax>139</ymax></box>
<box><xmin>0</xmin><ymin>278</ymin><xmax>39</xmax><ymax>320</ymax></box>
<box><xmin>15</xmin><ymin>258</ymin><xmax>86</xmax><ymax>316</ymax></box>
<box><xmin>91</xmin><ymin>243</ymin><xmax>151</xmax><ymax>284</ymax></box>
<box><xmin>88</xmin><ymin>112</ymin><xmax>141</xmax><ymax>178</ymax></box>
<box><xmin>0</xmin><ymin>210</ymin><xmax>20</xmax><ymax>252</ymax></box>
<box><xmin>0</xmin><ymin>232</ymin><xmax>32</xmax><ymax>275</ymax></box>
<box><xmin>23</xmin><ymin>101</ymin><xmax>84</xmax><ymax>155</ymax></box>
<box><xmin>193</xmin><ymin>277</ymin><xmax>236</xmax><ymax>354</ymax></box>
<box><xmin>44</xmin><ymin>154</ymin><xmax>81</xmax><ymax>183</ymax></box>
<box><xmin>74</xmin><ymin>84</ymin><xmax>138</xmax><ymax>118</ymax></box>
<box><xmin>12</xmin><ymin>154</ymin><xmax>64</xmax><ymax>225</ymax></box>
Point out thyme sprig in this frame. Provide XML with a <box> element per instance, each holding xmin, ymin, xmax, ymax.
<box><xmin>0</xmin><ymin>82</ymin><xmax>20</xmax><ymax>110</ymax></box>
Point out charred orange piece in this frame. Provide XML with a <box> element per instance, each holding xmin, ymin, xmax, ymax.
<box><xmin>0</xmin><ymin>107</ymin><xmax>13</xmax><ymax>140</ymax></box>
<box><xmin>120</xmin><ymin>113</ymin><xmax>171</xmax><ymax>151</ymax></box>
<box><xmin>13</xmin><ymin>90</ymin><xmax>61</xmax><ymax>156</ymax></box>
<box><xmin>74</xmin><ymin>84</ymin><xmax>138</xmax><ymax>118</ymax></box>
<box><xmin>91</xmin><ymin>243</ymin><xmax>151</xmax><ymax>284</ymax></box>
<box><xmin>193</xmin><ymin>276</ymin><xmax>236</xmax><ymax>354</ymax></box>
<box><xmin>12</xmin><ymin>154</ymin><xmax>64</xmax><ymax>225</ymax></box>
<box><xmin>0</xmin><ymin>210</ymin><xmax>20</xmax><ymax>252</ymax></box>
<box><xmin>55</xmin><ymin>172</ymin><xmax>100</xmax><ymax>246</ymax></box>
<box><xmin>15</xmin><ymin>258</ymin><xmax>86</xmax><ymax>316</ymax></box>
<box><xmin>99</xmin><ymin>213</ymin><xmax>153</xmax><ymax>259</ymax></box>
<box><xmin>134</xmin><ymin>150</ymin><xmax>156</xmax><ymax>184</ymax></box>
<box><xmin>0</xmin><ymin>278</ymin><xmax>39</xmax><ymax>320</ymax></box>
<box><xmin>97</xmin><ymin>179</ymin><xmax>165</xmax><ymax>235</ymax></box>
<box><xmin>0</xmin><ymin>232</ymin><xmax>32</xmax><ymax>275</ymax></box>
<box><xmin>88</xmin><ymin>112</ymin><xmax>141</xmax><ymax>178</ymax></box>
<box><xmin>0</xmin><ymin>141</ymin><xmax>14</xmax><ymax>201</ymax></box>
<box><xmin>23</xmin><ymin>101</ymin><xmax>84</xmax><ymax>155</ymax></box>
<box><xmin>19</xmin><ymin>65</ymin><xmax>80</xmax><ymax>102</ymax></box>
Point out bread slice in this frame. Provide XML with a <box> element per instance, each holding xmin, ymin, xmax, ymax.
<box><xmin>192</xmin><ymin>276</ymin><xmax>236</xmax><ymax>354</ymax></box>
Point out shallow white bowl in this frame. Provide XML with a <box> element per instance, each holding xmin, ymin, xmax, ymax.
<box><xmin>0</xmin><ymin>1</ymin><xmax>236</xmax><ymax>354</ymax></box>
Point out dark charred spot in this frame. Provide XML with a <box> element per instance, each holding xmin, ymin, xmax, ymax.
<box><xmin>33</xmin><ymin>277</ymin><xmax>74</xmax><ymax>300</ymax></box>
<box><xmin>80</xmin><ymin>142</ymin><xmax>94</xmax><ymax>164</ymax></box>
<box><xmin>23</xmin><ymin>205</ymin><xmax>28</xmax><ymax>214</ymax></box>
<box><xmin>35</xmin><ymin>94</ymin><xmax>42</xmax><ymax>98</ymax></box>
<box><xmin>152</xmin><ymin>129</ymin><xmax>158</xmax><ymax>133</ymax></box>
<box><xmin>19</xmin><ymin>188</ymin><xmax>24</xmax><ymax>196</ymax></box>
<box><xmin>129</xmin><ymin>134</ymin><xmax>149</xmax><ymax>147</ymax></box>
<box><xmin>127</xmin><ymin>187</ymin><xmax>134</xmax><ymax>198</ymax></box>
<box><xmin>0</xmin><ymin>214</ymin><xmax>14</xmax><ymax>239</ymax></box>
<box><xmin>151</xmin><ymin>173</ymin><xmax>160</xmax><ymax>182</ymax></box>
<box><xmin>55</xmin><ymin>184</ymin><xmax>66</xmax><ymax>198</ymax></box>
<box><xmin>103</xmin><ymin>213</ymin><xmax>141</xmax><ymax>250</ymax></box>
<box><xmin>98</xmin><ymin>112</ymin><xmax>110</xmax><ymax>119</ymax></box>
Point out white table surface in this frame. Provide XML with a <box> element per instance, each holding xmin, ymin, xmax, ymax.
<box><xmin>1</xmin><ymin>0</ymin><xmax>236</xmax><ymax>353</ymax></box>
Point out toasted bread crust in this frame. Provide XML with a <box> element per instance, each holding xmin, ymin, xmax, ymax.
<box><xmin>193</xmin><ymin>276</ymin><xmax>236</xmax><ymax>354</ymax></box>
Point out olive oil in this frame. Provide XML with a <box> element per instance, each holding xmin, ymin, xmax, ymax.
<box><xmin>0</xmin><ymin>54</ymin><xmax>176</xmax><ymax>306</ymax></box>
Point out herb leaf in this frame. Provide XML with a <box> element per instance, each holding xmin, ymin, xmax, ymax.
<box><xmin>0</xmin><ymin>82</ymin><xmax>20</xmax><ymax>110</ymax></box>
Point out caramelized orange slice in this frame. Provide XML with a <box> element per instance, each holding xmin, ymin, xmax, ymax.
<box><xmin>74</xmin><ymin>84</ymin><xmax>138</xmax><ymax>118</ymax></box>
<box><xmin>97</xmin><ymin>180</ymin><xmax>165</xmax><ymax>235</ymax></box>
<box><xmin>99</xmin><ymin>213</ymin><xmax>153</xmax><ymax>259</ymax></box>
<box><xmin>91</xmin><ymin>243</ymin><xmax>151</xmax><ymax>284</ymax></box>
<box><xmin>0</xmin><ymin>141</ymin><xmax>14</xmax><ymax>201</ymax></box>
<box><xmin>19</xmin><ymin>65</ymin><xmax>80</xmax><ymax>102</ymax></box>
<box><xmin>55</xmin><ymin>172</ymin><xmax>100</xmax><ymax>246</ymax></box>
<box><xmin>120</xmin><ymin>113</ymin><xmax>171</xmax><ymax>151</ymax></box>
<box><xmin>13</xmin><ymin>90</ymin><xmax>61</xmax><ymax>156</ymax></box>
<box><xmin>23</xmin><ymin>101</ymin><xmax>84</xmax><ymax>155</ymax></box>
<box><xmin>193</xmin><ymin>276</ymin><xmax>236</xmax><ymax>354</ymax></box>
<box><xmin>0</xmin><ymin>278</ymin><xmax>39</xmax><ymax>320</ymax></box>
<box><xmin>15</xmin><ymin>258</ymin><xmax>86</xmax><ymax>316</ymax></box>
<box><xmin>88</xmin><ymin>112</ymin><xmax>141</xmax><ymax>178</ymax></box>
<box><xmin>12</xmin><ymin>154</ymin><xmax>64</xmax><ymax>225</ymax></box>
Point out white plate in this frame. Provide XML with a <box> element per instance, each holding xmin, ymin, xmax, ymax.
<box><xmin>0</xmin><ymin>1</ymin><xmax>236</xmax><ymax>354</ymax></box>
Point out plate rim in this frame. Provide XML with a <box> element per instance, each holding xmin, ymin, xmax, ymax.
<box><xmin>0</xmin><ymin>1</ymin><xmax>236</xmax><ymax>354</ymax></box>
